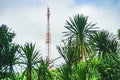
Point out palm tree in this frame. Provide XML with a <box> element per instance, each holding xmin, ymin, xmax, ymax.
<box><xmin>20</xmin><ymin>43</ymin><xmax>41</xmax><ymax>80</ymax></box>
<box><xmin>64</xmin><ymin>14</ymin><xmax>97</xmax><ymax>61</ymax></box>
<box><xmin>6</xmin><ymin>44</ymin><xmax>20</xmax><ymax>79</ymax></box>
<box><xmin>89</xmin><ymin>30</ymin><xmax>118</xmax><ymax>59</ymax></box>
<box><xmin>0</xmin><ymin>24</ymin><xmax>16</xmax><ymax>79</ymax></box>
<box><xmin>89</xmin><ymin>30</ymin><xmax>120</xmax><ymax>80</ymax></box>
<box><xmin>57</xmin><ymin>37</ymin><xmax>87</xmax><ymax>80</ymax></box>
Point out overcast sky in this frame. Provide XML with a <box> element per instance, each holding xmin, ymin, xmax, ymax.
<box><xmin>0</xmin><ymin>0</ymin><xmax>120</xmax><ymax>65</ymax></box>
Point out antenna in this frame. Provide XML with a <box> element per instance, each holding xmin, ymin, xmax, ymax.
<box><xmin>45</xmin><ymin>7</ymin><xmax>51</xmax><ymax>68</ymax></box>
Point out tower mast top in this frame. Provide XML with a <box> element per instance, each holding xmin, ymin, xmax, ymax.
<box><xmin>47</xmin><ymin>7</ymin><xmax>50</xmax><ymax>20</ymax></box>
<box><xmin>46</xmin><ymin>7</ymin><xmax>51</xmax><ymax>68</ymax></box>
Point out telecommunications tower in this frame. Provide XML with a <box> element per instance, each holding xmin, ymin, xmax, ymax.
<box><xmin>45</xmin><ymin>7</ymin><xmax>51</xmax><ymax>67</ymax></box>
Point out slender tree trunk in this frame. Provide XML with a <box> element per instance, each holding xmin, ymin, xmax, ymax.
<box><xmin>81</xmin><ymin>41</ymin><xmax>86</xmax><ymax>62</ymax></box>
<box><xmin>27</xmin><ymin>66</ymin><xmax>32</xmax><ymax>80</ymax></box>
<box><xmin>29</xmin><ymin>66</ymin><xmax>32</xmax><ymax>80</ymax></box>
<box><xmin>30</xmin><ymin>69</ymin><xmax>32</xmax><ymax>80</ymax></box>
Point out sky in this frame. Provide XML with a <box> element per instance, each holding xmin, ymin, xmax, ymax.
<box><xmin>0</xmin><ymin>0</ymin><xmax>120</xmax><ymax>65</ymax></box>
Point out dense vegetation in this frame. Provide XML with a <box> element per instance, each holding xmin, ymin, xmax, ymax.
<box><xmin>0</xmin><ymin>14</ymin><xmax>120</xmax><ymax>80</ymax></box>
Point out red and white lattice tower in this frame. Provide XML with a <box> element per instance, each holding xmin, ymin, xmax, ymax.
<box><xmin>45</xmin><ymin>7</ymin><xmax>51</xmax><ymax>67</ymax></box>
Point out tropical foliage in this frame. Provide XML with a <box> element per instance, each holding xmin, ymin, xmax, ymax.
<box><xmin>0</xmin><ymin>24</ymin><xmax>19</xmax><ymax>79</ymax></box>
<box><xmin>37</xmin><ymin>58</ymin><xmax>53</xmax><ymax>80</ymax></box>
<box><xmin>20</xmin><ymin>43</ymin><xmax>41</xmax><ymax>80</ymax></box>
<box><xmin>63</xmin><ymin>14</ymin><xmax>97</xmax><ymax>62</ymax></box>
<box><xmin>0</xmin><ymin>14</ymin><xmax>120</xmax><ymax>80</ymax></box>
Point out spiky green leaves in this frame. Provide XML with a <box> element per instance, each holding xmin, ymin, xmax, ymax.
<box><xmin>20</xmin><ymin>43</ymin><xmax>41</xmax><ymax>80</ymax></box>
<box><xmin>89</xmin><ymin>30</ymin><xmax>118</xmax><ymax>59</ymax></box>
<box><xmin>64</xmin><ymin>14</ymin><xmax>97</xmax><ymax>42</ymax></box>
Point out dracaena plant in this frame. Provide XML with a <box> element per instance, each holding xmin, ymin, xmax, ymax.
<box><xmin>20</xmin><ymin>43</ymin><xmax>41</xmax><ymax>80</ymax></box>
<box><xmin>63</xmin><ymin>14</ymin><xmax>97</xmax><ymax>62</ymax></box>
<box><xmin>89</xmin><ymin>30</ymin><xmax>118</xmax><ymax>60</ymax></box>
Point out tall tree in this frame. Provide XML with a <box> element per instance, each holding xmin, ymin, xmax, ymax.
<box><xmin>89</xmin><ymin>30</ymin><xmax>118</xmax><ymax>59</ymax></box>
<box><xmin>20</xmin><ymin>43</ymin><xmax>41</xmax><ymax>80</ymax></box>
<box><xmin>89</xmin><ymin>30</ymin><xmax>120</xmax><ymax>80</ymax></box>
<box><xmin>0</xmin><ymin>24</ymin><xmax>16</xmax><ymax>79</ymax></box>
<box><xmin>5</xmin><ymin>44</ymin><xmax>20</xmax><ymax>79</ymax></box>
<box><xmin>64</xmin><ymin>14</ymin><xmax>97</xmax><ymax>61</ymax></box>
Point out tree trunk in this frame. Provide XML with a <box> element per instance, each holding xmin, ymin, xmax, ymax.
<box><xmin>30</xmin><ymin>68</ymin><xmax>32</xmax><ymax>80</ymax></box>
<box><xmin>81</xmin><ymin>41</ymin><xmax>86</xmax><ymax>62</ymax></box>
<box><xmin>29</xmin><ymin>67</ymin><xmax>32</xmax><ymax>80</ymax></box>
<box><xmin>27</xmin><ymin>67</ymin><xmax>32</xmax><ymax>80</ymax></box>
